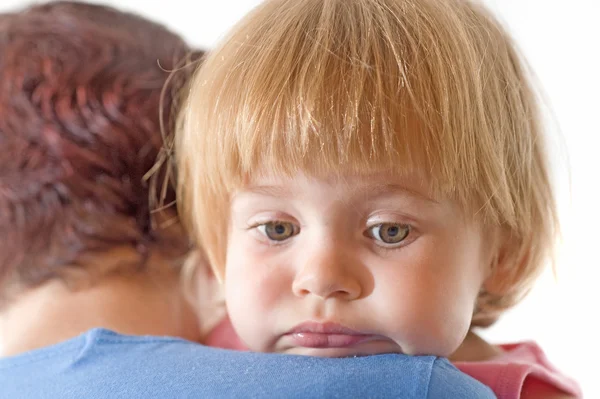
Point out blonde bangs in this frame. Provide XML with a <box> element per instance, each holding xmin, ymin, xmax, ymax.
<box><xmin>176</xmin><ymin>0</ymin><xmax>557</xmax><ymax>324</ymax></box>
<box><xmin>187</xmin><ymin>0</ymin><xmax>511</xmax><ymax>207</ymax></box>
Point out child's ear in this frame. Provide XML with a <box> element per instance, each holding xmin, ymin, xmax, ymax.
<box><xmin>481</xmin><ymin>229</ymin><xmax>525</xmax><ymax>301</ymax></box>
<box><xmin>472</xmin><ymin>230</ymin><xmax>521</xmax><ymax>327</ymax></box>
<box><xmin>182</xmin><ymin>250</ymin><xmax>227</xmax><ymax>339</ymax></box>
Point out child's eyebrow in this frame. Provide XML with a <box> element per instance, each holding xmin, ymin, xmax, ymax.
<box><xmin>235</xmin><ymin>183</ymin><xmax>438</xmax><ymax>204</ymax></box>
<box><xmin>233</xmin><ymin>185</ymin><xmax>293</xmax><ymax>199</ymax></box>
<box><xmin>355</xmin><ymin>184</ymin><xmax>440</xmax><ymax>205</ymax></box>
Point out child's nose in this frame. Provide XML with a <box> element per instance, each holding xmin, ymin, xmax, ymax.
<box><xmin>291</xmin><ymin>246</ymin><xmax>362</xmax><ymax>301</ymax></box>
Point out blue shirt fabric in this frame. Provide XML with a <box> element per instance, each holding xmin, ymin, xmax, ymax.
<box><xmin>0</xmin><ymin>328</ymin><xmax>495</xmax><ymax>398</ymax></box>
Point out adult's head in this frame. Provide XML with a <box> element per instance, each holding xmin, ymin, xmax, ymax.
<box><xmin>0</xmin><ymin>1</ymin><xmax>207</xmax><ymax>350</ymax></box>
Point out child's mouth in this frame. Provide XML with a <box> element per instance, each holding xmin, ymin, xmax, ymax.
<box><xmin>285</xmin><ymin>321</ymin><xmax>378</xmax><ymax>348</ymax></box>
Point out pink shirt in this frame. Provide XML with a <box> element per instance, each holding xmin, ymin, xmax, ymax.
<box><xmin>455</xmin><ymin>342</ymin><xmax>582</xmax><ymax>399</ymax></box>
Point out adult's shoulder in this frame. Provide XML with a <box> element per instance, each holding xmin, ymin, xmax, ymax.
<box><xmin>428</xmin><ymin>358</ymin><xmax>496</xmax><ymax>399</ymax></box>
<box><xmin>2</xmin><ymin>329</ymin><xmax>496</xmax><ymax>399</ymax></box>
<box><xmin>160</xmin><ymin>346</ymin><xmax>496</xmax><ymax>398</ymax></box>
<box><xmin>107</xmin><ymin>338</ymin><xmax>497</xmax><ymax>399</ymax></box>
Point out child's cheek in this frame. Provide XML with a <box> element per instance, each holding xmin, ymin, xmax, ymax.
<box><xmin>233</xmin><ymin>248</ymin><xmax>292</xmax><ymax>309</ymax></box>
<box><xmin>225</xmin><ymin>247</ymin><xmax>292</xmax><ymax>351</ymax></box>
<box><xmin>233</xmin><ymin>233</ymin><xmax>295</xmax><ymax>307</ymax></box>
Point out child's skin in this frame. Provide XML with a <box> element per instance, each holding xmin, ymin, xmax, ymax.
<box><xmin>221</xmin><ymin>173</ymin><xmax>575</xmax><ymax>399</ymax></box>
<box><xmin>175</xmin><ymin>0</ymin><xmax>575</xmax><ymax>396</ymax></box>
<box><xmin>226</xmin><ymin>172</ymin><xmax>496</xmax><ymax>358</ymax></box>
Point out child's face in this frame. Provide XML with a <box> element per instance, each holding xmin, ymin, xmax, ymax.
<box><xmin>225</xmin><ymin>172</ymin><xmax>491</xmax><ymax>357</ymax></box>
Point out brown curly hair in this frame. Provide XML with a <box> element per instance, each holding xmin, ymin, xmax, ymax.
<box><xmin>0</xmin><ymin>1</ymin><xmax>200</xmax><ymax>299</ymax></box>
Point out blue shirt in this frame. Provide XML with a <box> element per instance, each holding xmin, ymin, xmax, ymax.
<box><xmin>0</xmin><ymin>328</ymin><xmax>495</xmax><ymax>398</ymax></box>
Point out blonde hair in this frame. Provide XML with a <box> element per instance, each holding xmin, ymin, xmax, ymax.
<box><xmin>175</xmin><ymin>0</ymin><xmax>557</xmax><ymax>326</ymax></box>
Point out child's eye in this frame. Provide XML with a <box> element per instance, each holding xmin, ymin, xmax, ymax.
<box><xmin>257</xmin><ymin>221</ymin><xmax>299</xmax><ymax>241</ymax></box>
<box><xmin>367</xmin><ymin>223</ymin><xmax>410</xmax><ymax>245</ymax></box>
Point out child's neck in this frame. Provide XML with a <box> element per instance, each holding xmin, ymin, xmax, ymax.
<box><xmin>449</xmin><ymin>331</ymin><xmax>504</xmax><ymax>362</ymax></box>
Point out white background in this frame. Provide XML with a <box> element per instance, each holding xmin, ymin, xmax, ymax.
<box><xmin>1</xmin><ymin>0</ymin><xmax>598</xmax><ymax>397</ymax></box>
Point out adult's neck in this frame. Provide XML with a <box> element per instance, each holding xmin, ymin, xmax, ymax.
<box><xmin>0</xmin><ymin>266</ymin><xmax>203</xmax><ymax>357</ymax></box>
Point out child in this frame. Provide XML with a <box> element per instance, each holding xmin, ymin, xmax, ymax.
<box><xmin>175</xmin><ymin>0</ymin><xmax>581</xmax><ymax>397</ymax></box>
<box><xmin>0</xmin><ymin>3</ymin><xmax>493</xmax><ymax>398</ymax></box>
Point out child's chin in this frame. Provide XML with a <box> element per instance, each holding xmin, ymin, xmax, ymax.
<box><xmin>281</xmin><ymin>341</ymin><xmax>404</xmax><ymax>358</ymax></box>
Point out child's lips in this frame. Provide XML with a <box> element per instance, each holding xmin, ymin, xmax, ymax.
<box><xmin>285</xmin><ymin>321</ymin><xmax>379</xmax><ymax>348</ymax></box>
<box><xmin>289</xmin><ymin>332</ymin><xmax>376</xmax><ymax>348</ymax></box>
